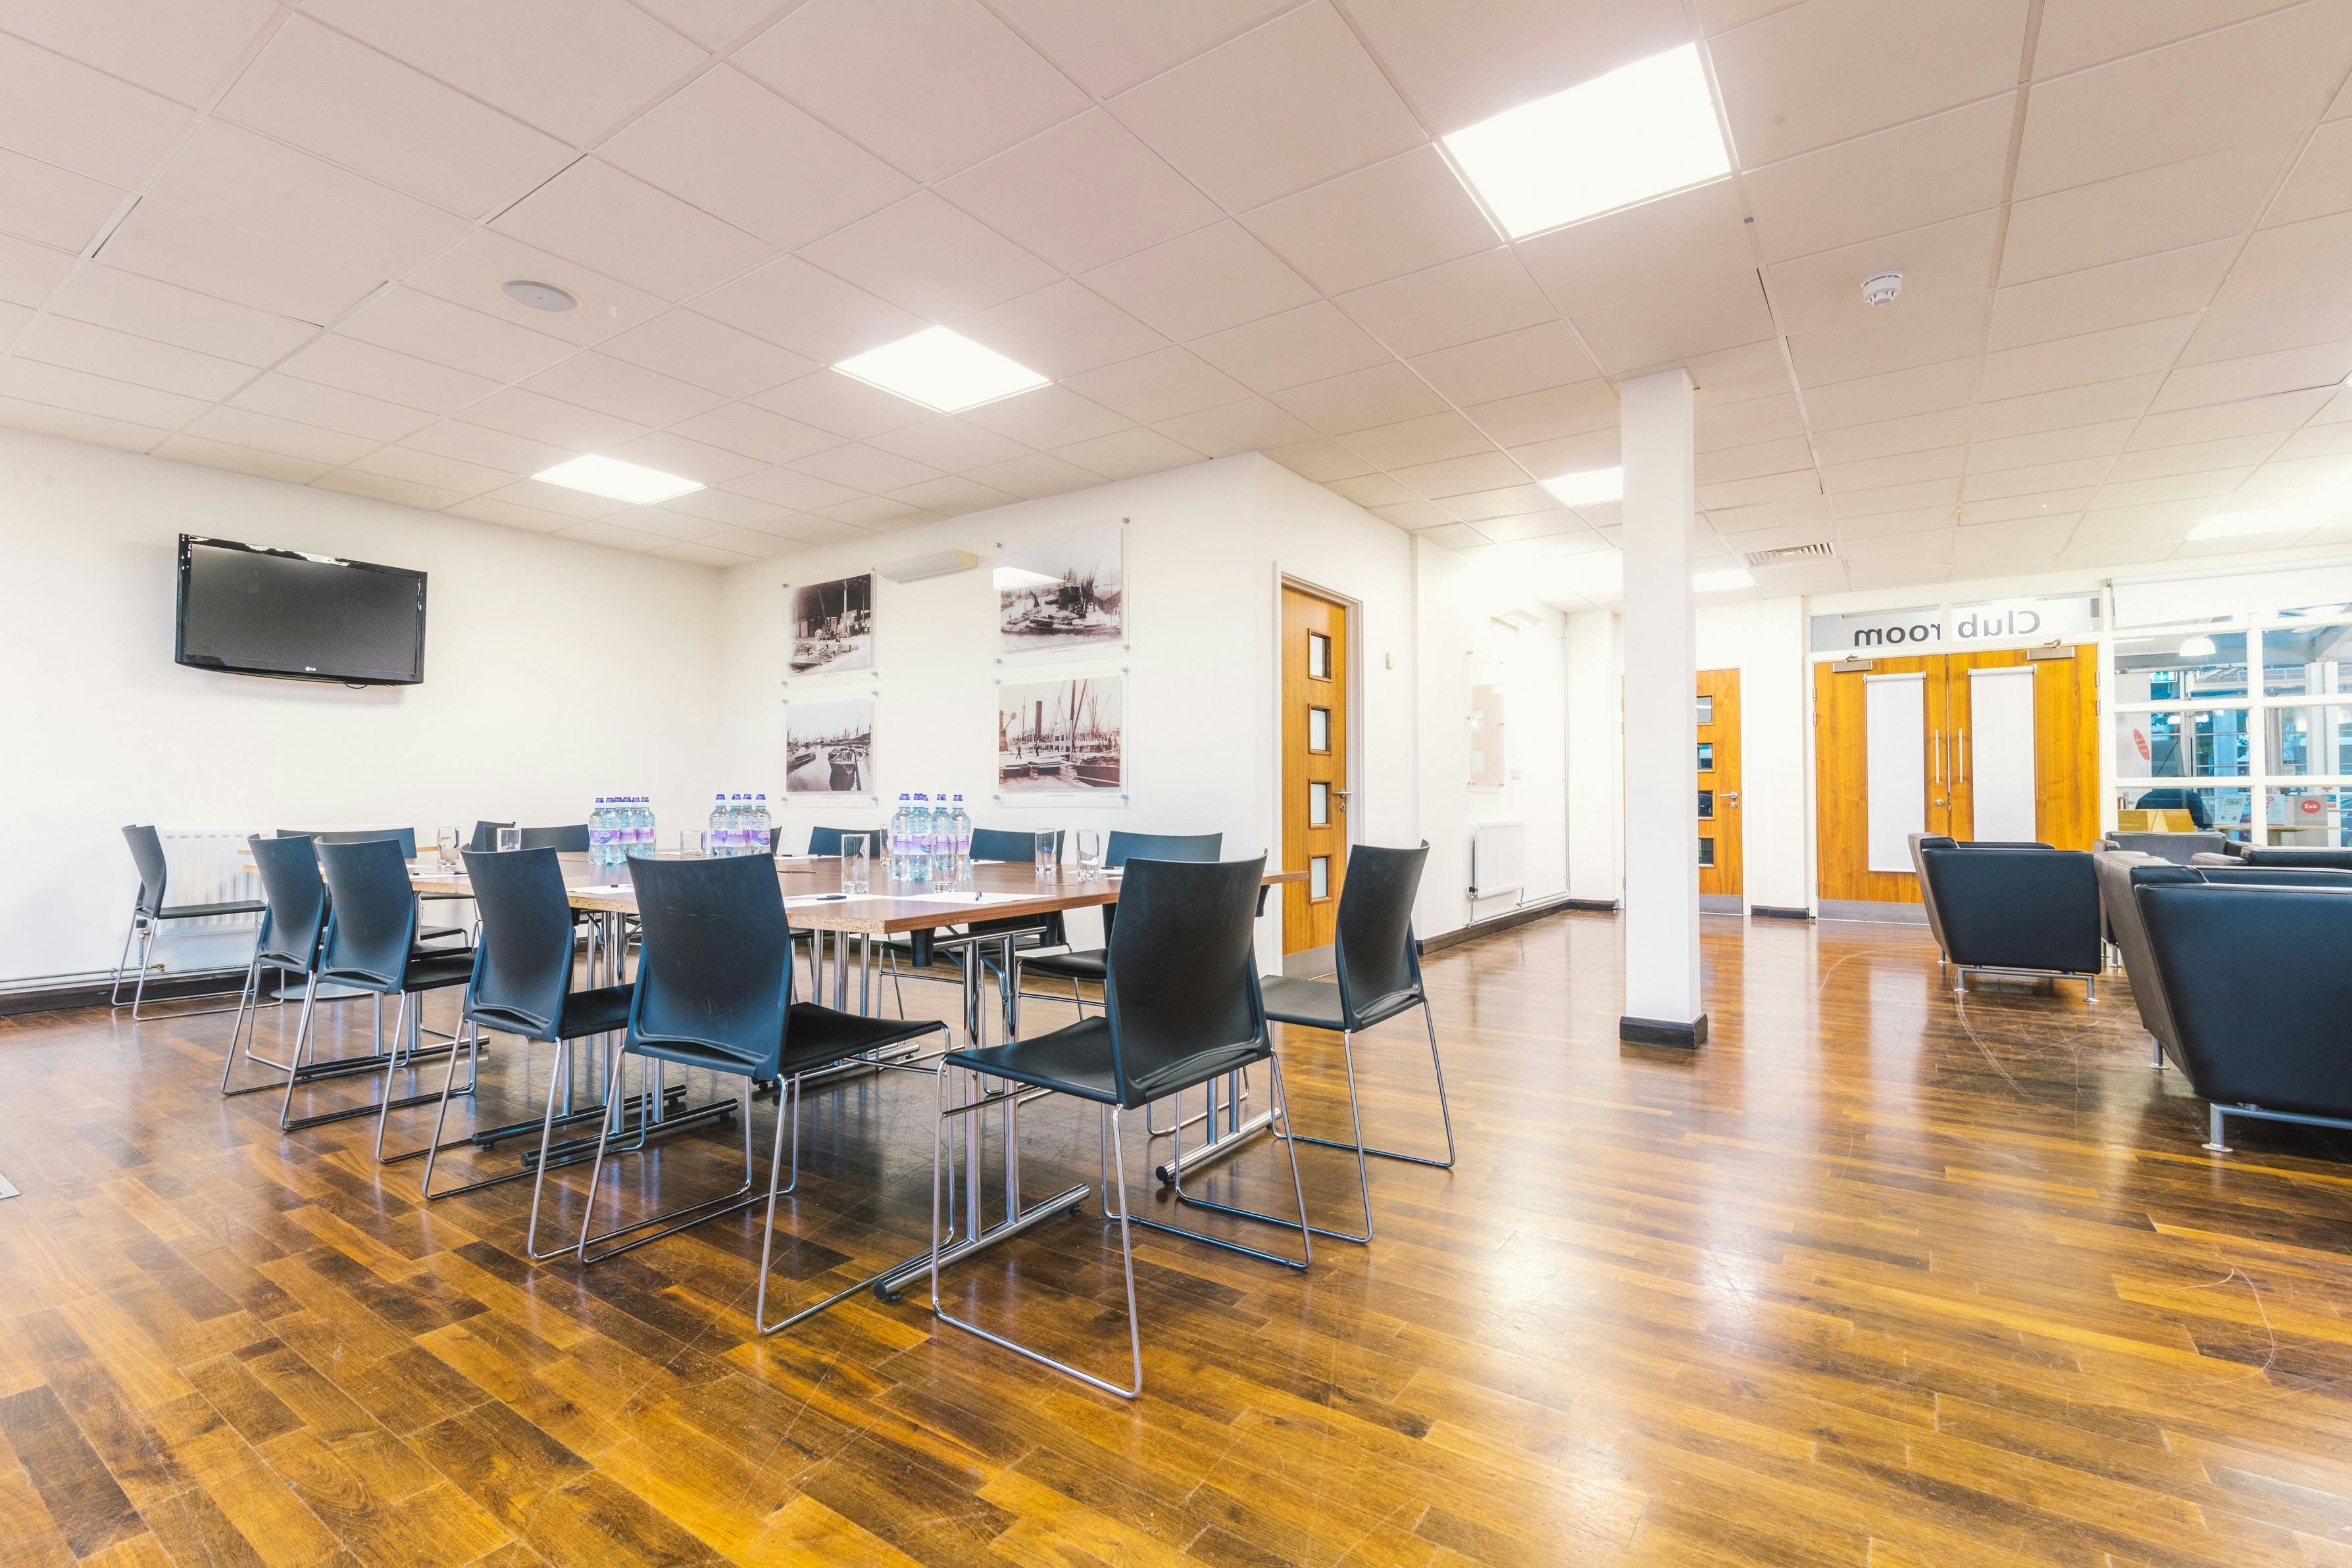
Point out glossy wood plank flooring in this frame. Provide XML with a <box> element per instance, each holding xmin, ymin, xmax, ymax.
<box><xmin>3</xmin><ymin>914</ymin><xmax>2351</xmax><ymax>1566</ymax></box>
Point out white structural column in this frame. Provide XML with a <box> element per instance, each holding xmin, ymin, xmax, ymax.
<box><xmin>1617</xmin><ymin>368</ymin><xmax>1706</xmax><ymax>1046</ymax></box>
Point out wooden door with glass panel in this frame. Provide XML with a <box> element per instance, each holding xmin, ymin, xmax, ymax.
<box><xmin>1281</xmin><ymin>585</ymin><xmax>1349</xmax><ymax>954</ymax></box>
<box><xmin>1697</xmin><ymin>669</ymin><xmax>1741</xmax><ymax>896</ymax></box>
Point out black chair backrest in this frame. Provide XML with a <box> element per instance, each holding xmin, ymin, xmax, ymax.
<box><xmin>518</xmin><ymin>824</ymin><xmax>589</xmax><ymax>852</ymax></box>
<box><xmin>2139</xmin><ymin>881</ymin><xmax>2352</xmax><ymax>1114</ymax></box>
<box><xmin>972</xmin><ymin>827</ymin><xmax>1065</xmax><ymax>863</ymax></box>
<box><xmin>624</xmin><ymin>853</ymin><xmax>791</xmax><ymax>1079</ymax></box>
<box><xmin>1101</xmin><ymin>831</ymin><xmax>1222</xmax><ymax>944</ymax></box>
<box><xmin>284</xmin><ymin>827</ymin><xmax>418</xmax><ymax>858</ymax></box>
<box><xmin>122</xmin><ymin>825</ymin><xmax>169</xmax><ymax>914</ymax></box>
<box><xmin>2236</xmin><ymin>845</ymin><xmax>2352</xmax><ymax>871</ymax></box>
<box><xmin>1105</xmin><ymin>856</ymin><xmax>1268</xmax><ymax>1106</ymax></box>
<box><xmin>469</xmin><ymin>821</ymin><xmax>514</xmax><ymax>852</ymax></box>
<box><xmin>249</xmin><ymin>834</ymin><xmax>328</xmax><ymax>971</ymax></box>
<box><xmin>314</xmin><ymin>838</ymin><xmax>420</xmax><ymax>989</ymax></box>
<box><xmin>2132</xmin><ymin>788</ymin><xmax>2212</xmax><ymax>828</ymax></box>
<box><xmin>807</xmin><ymin>825</ymin><xmax>886</xmax><ymax>857</ymax></box>
<box><xmin>461</xmin><ymin>848</ymin><xmax>577</xmax><ymax>1037</ymax></box>
<box><xmin>1334</xmin><ymin>843</ymin><xmax>1427</xmax><ymax>1023</ymax></box>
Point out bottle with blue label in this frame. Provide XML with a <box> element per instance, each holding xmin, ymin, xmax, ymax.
<box><xmin>750</xmin><ymin>793</ymin><xmax>770</xmax><ymax>857</ymax></box>
<box><xmin>707</xmin><ymin>792</ymin><xmax>730</xmax><ymax>855</ymax></box>
<box><xmin>889</xmin><ymin>794</ymin><xmax>912</xmax><ymax>881</ymax></box>
<box><xmin>636</xmin><ymin>796</ymin><xmax>655</xmax><ymax>856</ymax></box>
<box><xmin>908</xmin><ymin>794</ymin><xmax>932</xmax><ymax>883</ymax></box>
<box><xmin>589</xmin><ymin>798</ymin><xmax>612</xmax><ymax>870</ymax></box>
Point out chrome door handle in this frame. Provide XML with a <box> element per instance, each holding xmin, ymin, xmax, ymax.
<box><xmin>1933</xmin><ymin>731</ymin><xmax>1943</xmax><ymax>785</ymax></box>
<box><xmin>1957</xmin><ymin>727</ymin><xmax>1968</xmax><ymax>785</ymax></box>
<box><xmin>1721</xmin><ymin>792</ymin><xmax>1739</xmax><ymax>806</ymax></box>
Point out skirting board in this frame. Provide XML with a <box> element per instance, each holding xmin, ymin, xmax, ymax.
<box><xmin>1620</xmin><ymin>1013</ymin><xmax>1708</xmax><ymax>1048</ymax></box>
<box><xmin>1818</xmin><ymin>898</ymin><xmax>1930</xmax><ymax>925</ymax></box>
<box><xmin>0</xmin><ymin>968</ymin><xmax>247</xmax><ymax>1018</ymax></box>
<box><xmin>1750</xmin><ymin>904</ymin><xmax>1814</xmax><ymax>921</ymax></box>
<box><xmin>1418</xmin><ymin>894</ymin><xmax>1574</xmax><ymax>955</ymax></box>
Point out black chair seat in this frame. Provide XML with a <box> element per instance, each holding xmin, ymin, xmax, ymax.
<box><xmin>1258</xmin><ymin>974</ymin><xmax>1420</xmax><ymax>1032</ymax></box>
<box><xmin>1022</xmin><ymin>947</ymin><xmax>1105</xmax><ymax>982</ymax></box>
<box><xmin>467</xmin><ymin>983</ymin><xmax>633</xmax><ymax>1042</ymax></box>
<box><xmin>947</xmin><ymin>1016</ymin><xmax>1271</xmax><ymax>1108</ymax></box>
<box><xmin>630</xmin><ymin>1001</ymin><xmax>940</xmax><ymax>1078</ymax></box>
<box><xmin>154</xmin><ymin>898</ymin><xmax>266</xmax><ymax>919</ymax></box>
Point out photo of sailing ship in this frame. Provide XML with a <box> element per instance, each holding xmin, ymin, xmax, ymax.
<box><xmin>785</xmin><ymin>696</ymin><xmax>874</xmax><ymax>795</ymax></box>
<box><xmin>998</xmin><ymin>675</ymin><xmax>1124</xmax><ymax>793</ymax></box>
<box><xmin>995</xmin><ymin>526</ymin><xmax>1122</xmax><ymax>655</ymax></box>
<box><xmin>789</xmin><ymin>572</ymin><xmax>873</xmax><ymax>675</ymax></box>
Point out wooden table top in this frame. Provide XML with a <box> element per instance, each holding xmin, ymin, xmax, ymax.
<box><xmin>405</xmin><ymin>853</ymin><xmax>1303</xmax><ymax>934</ymax></box>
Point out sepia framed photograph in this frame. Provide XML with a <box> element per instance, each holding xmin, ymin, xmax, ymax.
<box><xmin>997</xmin><ymin>674</ymin><xmax>1124</xmax><ymax>794</ymax></box>
<box><xmin>996</xmin><ymin>525</ymin><xmax>1123</xmax><ymax>657</ymax></box>
<box><xmin>788</xmin><ymin>572</ymin><xmax>874</xmax><ymax>676</ymax></box>
<box><xmin>786</xmin><ymin>695</ymin><xmax>875</xmax><ymax>795</ymax></box>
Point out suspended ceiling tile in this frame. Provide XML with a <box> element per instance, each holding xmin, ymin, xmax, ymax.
<box><xmin>1080</xmin><ymin>221</ymin><xmax>1320</xmax><ymax>341</ymax></box>
<box><xmin>939</xmin><ymin>108</ymin><xmax>1220</xmax><ymax>275</ymax></box>
<box><xmin>491</xmin><ymin>159</ymin><xmax>774</xmax><ymax>302</ymax></box>
<box><xmin>1988</xmin><ymin>241</ymin><xmax>2234</xmax><ymax>349</ymax></box>
<box><xmin>1743</xmin><ymin>95</ymin><xmax>2014</xmax><ymax>264</ymax></box>
<box><xmin>1998</xmin><ymin>134</ymin><xmax>2297</xmax><ymax>285</ymax></box>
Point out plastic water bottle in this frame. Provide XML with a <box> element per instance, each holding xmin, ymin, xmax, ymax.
<box><xmin>751</xmin><ymin>793</ymin><xmax>771</xmax><ymax>857</ymax></box>
<box><xmin>708</xmin><ymin>792</ymin><xmax>730</xmax><ymax>855</ymax></box>
<box><xmin>636</xmin><ymin>796</ymin><xmax>655</xmax><ymax>856</ymax></box>
<box><xmin>928</xmin><ymin>794</ymin><xmax>952</xmax><ymax>883</ymax></box>
<box><xmin>588</xmin><ymin>798</ymin><xmax>611</xmax><ymax>870</ymax></box>
<box><xmin>909</xmin><ymin>793</ymin><xmax>933</xmax><ymax>883</ymax></box>
<box><xmin>950</xmin><ymin>795</ymin><xmax>972</xmax><ymax>879</ymax></box>
<box><xmin>889</xmin><ymin>794</ymin><xmax>912</xmax><ymax>881</ymax></box>
<box><xmin>730</xmin><ymin>795</ymin><xmax>748</xmax><ymax>856</ymax></box>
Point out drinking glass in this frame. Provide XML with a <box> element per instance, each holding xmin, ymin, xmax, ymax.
<box><xmin>436</xmin><ymin>826</ymin><xmax>461</xmax><ymax>868</ymax></box>
<box><xmin>840</xmin><ymin>833</ymin><xmax>871</xmax><ymax>894</ymax></box>
<box><xmin>1076</xmin><ymin>829</ymin><xmax>1102</xmax><ymax>879</ymax></box>
<box><xmin>496</xmin><ymin>827</ymin><xmax>521</xmax><ymax>853</ymax></box>
<box><xmin>1036</xmin><ymin>833</ymin><xmax>1058</xmax><ymax>877</ymax></box>
<box><xmin>677</xmin><ymin>829</ymin><xmax>707</xmax><ymax>856</ymax></box>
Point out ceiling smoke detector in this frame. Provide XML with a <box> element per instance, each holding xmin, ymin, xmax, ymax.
<box><xmin>1861</xmin><ymin>271</ymin><xmax>1902</xmax><ymax>306</ymax></box>
<box><xmin>501</xmin><ymin>278</ymin><xmax>578</xmax><ymax>312</ymax></box>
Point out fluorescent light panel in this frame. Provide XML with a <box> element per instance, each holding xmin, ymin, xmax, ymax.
<box><xmin>1692</xmin><ymin>568</ymin><xmax>1753</xmax><ymax>592</ymax></box>
<box><xmin>1541</xmin><ymin>466</ymin><xmax>1623</xmax><ymax>506</ymax></box>
<box><xmin>2189</xmin><ymin>485</ymin><xmax>2352</xmax><ymax>539</ymax></box>
<box><xmin>534</xmin><ymin>453</ymin><xmax>703</xmax><ymax>504</ymax></box>
<box><xmin>834</xmin><ymin>326</ymin><xmax>1047</xmax><ymax>413</ymax></box>
<box><xmin>1442</xmin><ymin>44</ymin><xmax>1731</xmax><ymax>239</ymax></box>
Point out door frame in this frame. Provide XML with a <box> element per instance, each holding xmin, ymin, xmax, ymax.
<box><xmin>1270</xmin><ymin>567</ymin><xmax>1364</xmax><ymax>973</ymax></box>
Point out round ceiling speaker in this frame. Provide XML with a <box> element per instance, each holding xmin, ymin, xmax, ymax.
<box><xmin>500</xmin><ymin>278</ymin><xmax>578</xmax><ymax>312</ymax></box>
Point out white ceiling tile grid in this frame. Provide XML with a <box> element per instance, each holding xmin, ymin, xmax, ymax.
<box><xmin>0</xmin><ymin>0</ymin><xmax>2346</xmax><ymax>583</ymax></box>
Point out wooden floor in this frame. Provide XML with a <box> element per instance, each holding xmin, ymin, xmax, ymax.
<box><xmin>3</xmin><ymin>914</ymin><xmax>2351</xmax><ymax>1567</ymax></box>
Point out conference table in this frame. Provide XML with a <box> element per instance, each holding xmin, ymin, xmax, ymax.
<box><xmin>405</xmin><ymin>850</ymin><xmax>1304</xmax><ymax>1302</ymax></box>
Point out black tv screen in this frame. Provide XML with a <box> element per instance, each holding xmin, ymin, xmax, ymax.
<box><xmin>175</xmin><ymin>535</ymin><xmax>426</xmax><ymax>685</ymax></box>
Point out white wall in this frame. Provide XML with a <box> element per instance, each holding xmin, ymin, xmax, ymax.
<box><xmin>0</xmin><ymin>428</ymin><xmax>724</xmax><ymax>987</ymax></box>
<box><xmin>716</xmin><ymin>454</ymin><xmax>1433</xmax><ymax>964</ymax></box>
<box><xmin>1414</xmin><ymin>537</ymin><xmax>1569</xmax><ymax>931</ymax></box>
<box><xmin>1695</xmin><ymin>597</ymin><xmax>1809</xmax><ymax>910</ymax></box>
<box><xmin>1563</xmin><ymin>609</ymin><xmax>1623</xmax><ymax>904</ymax></box>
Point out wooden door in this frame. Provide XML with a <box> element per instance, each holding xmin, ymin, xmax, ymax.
<box><xmin>1697</xmin><ymin>669</ymin><xmax>1741</xmax><ymax>896</ymax></box>
<box><xmin>1281</xmin><ymin>585</ymin><xmax>1349</xmax><ymax>954</ymax></box>
<box><xmin>1945</xmin><ymin>645</ymin><xmax>2099</xmax><ymax>849</ymax></box>
<box><xmin>1814</xmin><ymin>653</ymin><xmax>1953</xmax><ymax>904</ymax></box>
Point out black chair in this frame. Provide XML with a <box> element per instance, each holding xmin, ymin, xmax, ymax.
<box><xmin>1016</xmin><ymin>831</ymin><xmax>1223</xmax><ymax>1008</ymax></box>
<box><xmin>2220</xmin><ymin>845</ymin><xmax>2352</xmax><ymax>871</ymax></box>
<box><xmin>2095</xmin><ymin>851</ymin><xmax>2352</xmax><ymax>1070</ymax></box>
<box><xmin>930</xmin><ymin>855</ymin><xmax>1310</xmax><ymax>1398</ymax></box>
<box><xmin>2138</xmin><ymin>880</ymin><xmax>2352</xmax><ymax>1152</ymax></box>
<box><xmin>2102</xmin><ymin>831</ymin><xmax>2227</xmax><ymax>864</ymax></box>
<box><xmin>220</xmin><ymin>834</ymin><xmax>328</xmax><ymax>1097</ymax></box>
<box><xmin>414</xmin><ymin>850</ymin><xmax>636</xmax><ymax>1244</ymax></box>
<box><xmin>517</xmin><ymin>824</ymin><xmax>590</xmax><ymax>852</ymax></box>
<box><xmin>280</xmin><ymin>827</ymin><xmax>469</xmax><ymax>942</ymax></box>
<box><xmin>468</xmin><ymin>821</ymin><xmax>514</xmax><ymax>852</ymax></box>
<box><xmin>280</xmin><ymin>839</ymin><xmax>475</xmax><ymax>1147</ymax></box>
<box><xmin>1257</xmin><ymin>843</ymin><xmax>1453</xmax><ymax>1242</ymax></box>
<box><xmin>2130</xmin><ymin>788</ymin><xmax>2212</xmax><ymax>829</ymax></box>
<box><xmin>109</xmin><ymin>825</ymin><xmax>265</xmax><ymax>1019</ymax></box>
<box><xmin>879</xmin><ymin>829</ymin><xmax>1072</xmax><ymax>1017</ymax></box>
<box><xmin>575</xmin><ymin>854</ymin><xmax>950</xmax><ymax>1333</ymax></box>
<box><xmin>1909</xmin><ymin>833</ymin><xmax>2101</xmax><ymax>994</ymax></box>
<box><xmin>806</xmin><ymin>825</ymin><xmax>888</xmax><ymax>857</ymax></box>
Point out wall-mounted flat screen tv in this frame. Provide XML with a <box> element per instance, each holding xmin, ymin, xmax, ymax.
<box><xmin>175</xmin><ymin>535</ymin><xmax>427</xmax><ymax>685</ymax></box>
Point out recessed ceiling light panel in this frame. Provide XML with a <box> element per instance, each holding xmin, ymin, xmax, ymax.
<box><xmin>1540</xmin><ymin>465</ymin><xmax>1624</xmax><ymax>507</ymax></box>
<box><xmin>1691</xmin><ymin>567</ymin><xmax>1753</xmax><ymax>592</ymax></box>
<box><xmin>2189</xmin><ymin>485</ymin><xmax>2352</xmax><ymax>540</ymax></box>
<box><xmin>834</xmin><ymin>327</ymin><xmax>1048</xmax><ymax>414</ymax></box>
<box><xmin>1442</xmin><ymin>43</ymin><xmax>1731</xmax><ymax>239</ymax></box>
<box><xmin>534</xmin><ymin>454</ymin><xmax>703</xmax><ymax>504</ymax></box>
<box><xmin>501</xmin><ymin>278</ymin><xmax>578</xmax><ymax>312</ymax></box>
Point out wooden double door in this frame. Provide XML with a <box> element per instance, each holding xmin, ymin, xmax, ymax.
<box><xmin>1814</xmin><ymin>645</ymin><xmax>2098</xmax><ymax>904</ymax></box>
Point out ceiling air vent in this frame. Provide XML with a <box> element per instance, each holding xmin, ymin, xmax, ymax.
<box><xmin>1740</xmin><ymin>541</ymin><xmax>1838</xmax><ymax>568</ymax></box>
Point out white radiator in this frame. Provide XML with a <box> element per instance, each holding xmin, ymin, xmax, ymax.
<box><xmin>144</xmin><ymin>829</ymin><xmax>265</xmax><ymax>975</ymax></box>
<box><xmin>1469</xmin><ymin>821</ymin><xmax>1526</xmax><ymax>902</ymax></box>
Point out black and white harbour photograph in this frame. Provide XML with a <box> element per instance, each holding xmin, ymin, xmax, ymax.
<box><xmin>785</xmin><ymin>695</ymin><xmax>874</xmax><ymax>795</ymax></box>
<box><xmin>995</xmin><ymin>526</ymin><xmax>1122</xmax><ymax>655</ymax></box>
<box><xmin>789</xmin><ymin>572</ymin><xmax>874</xmax><ymax>675</ymax></box>
<box><xmin>998</xmin><ymin>675</ymin><xmax>1123</xmax><ymax>793</ymax></box>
